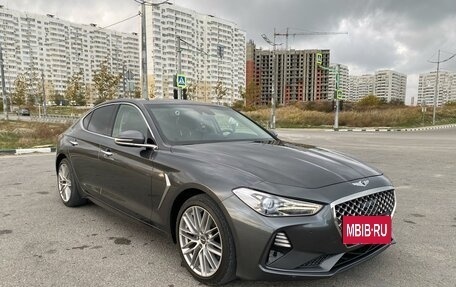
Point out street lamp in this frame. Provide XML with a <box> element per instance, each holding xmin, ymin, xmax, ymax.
<box><xmin>319</xmin><ymin>60</ymin><xmax>341</xmax><ymax>130</ymax></box>
<box><xmin>137</xmin><ymin>0</ymin><xmax>170</xmax><ymax>100</ymax></box>
<box><xmin>261</xmin><ymin>31</ymin><xmax>282</xmax><ymax>129</ymax></box>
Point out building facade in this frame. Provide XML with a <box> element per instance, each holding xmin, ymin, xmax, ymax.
<box><xmin>348</xmin><ymin>74</ymin><xmax>375</xmax><ymax>102</ymax></box>
<box><xmin>144</xmin><ymin>3</ymin><xmax>246</xmax><ymax>104</ymax></box>
<box><xmin>246</xmin><ymin>40</ymin><xmax>330</xmax><ymax>105</ymax></box>
<box><xmin>374</xmin><ymin>70</ymin><xmax>407</xmax><ymax>103</ymax></box>
<box><xmin>0</xmin><ymin>5</ymin><xmax>139</xmax><ymax>103</ymax></box>
<box><xmin>418</xmin><ymin>71</ymin><xmax>456</xmax><ymax>106</ymax></box>
<box><xmin>328</xmin><ymin>63</ymin><xmax>349</xmax><ymax>100</ymax></box>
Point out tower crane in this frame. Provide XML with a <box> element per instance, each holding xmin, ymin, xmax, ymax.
<box><xmin>274</xmin><ymin>28</ymin><xmax>348</xmax><ymax>50</ymax></box>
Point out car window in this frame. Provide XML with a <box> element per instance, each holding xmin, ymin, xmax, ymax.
<box><xmin>112</xmin><ymin>104</ymin><xmax>148</xmax><ymax>138</ymax></box>
<box><xmin>83</xmin><ymin>112</ymin><xmax>93</xmax><ymax>130</ymax></box>
<box><xmin>146</xmin><ymin>104</ymin><xmax>273</xmax><ymax>145</ymax></box>
<box><xmin>87</xmin><ymin>105</ymin><xmax>117</xmax><ymax>136</ymax></box>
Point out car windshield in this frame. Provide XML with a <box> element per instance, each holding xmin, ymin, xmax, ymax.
<box><xmin>146</xmin><ymin>104</ymin><xmax>273</xmax><ymax>145</ymax></box>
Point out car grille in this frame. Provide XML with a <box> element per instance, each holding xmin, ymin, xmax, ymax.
<box><xmin>334</xmin><ymin>189</ymin><xmax>395</xmax><ymax>231</ymax></box>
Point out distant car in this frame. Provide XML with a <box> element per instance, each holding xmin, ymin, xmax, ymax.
<box><xmin>55</xmin><ymin>99</ymin><xmax>396</xmax><ymax>284</ymax></box>
<box><xmin>16</xmin><ymin>108</ymin><xmax>30</xmax><ymax>116</ymax></box>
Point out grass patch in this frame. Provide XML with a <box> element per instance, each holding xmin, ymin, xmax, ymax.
<box><xmin>244</xmin><ymin>105</ymin><xmax>456</xmax><ymax>128</ymax></box>
<box><xmin>0</xmin><ymin>120</ymin><xmax>70</xmax><ymax>149</ymax></box>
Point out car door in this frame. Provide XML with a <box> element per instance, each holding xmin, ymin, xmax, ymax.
<box><xmin>96</xmin><ymin>104</ymin><xmax>155</xmax><ymax>221</ymax></box>
<box><xmin>69</xmin><ymin>104</ymin><xmax>118</xmax><ymax>196</ymax></box>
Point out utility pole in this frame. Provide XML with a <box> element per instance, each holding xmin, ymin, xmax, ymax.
<box><xmin>319</xmin><ymin>62</ymin><xmax>341</xmax><ymax>130</ymax></box>
<box><xmin>433</xmin><ymin>50</ymin><xmax>440</xmax><ymax>126</ymax></box>
<box><xmin>261</xmin><ymin>32</ymin><xmax>281</xmax><ymax>129</ymax></box>
<box><xmin>0</xmin><ymin>43</ymin><xmax>8</xmax><ymax>120</ymax></box>
<box><xmin>140</xmin><ymin>1</ymin><xmax>148</xmax><ymax>100</ymax></box>
<box><xmin>177</xmin><ymin>36</ymin><xmax>182</xmax><ymax>100</ymax></box>
<box><xmin>41</xmin><ymin>70</ymin><xmax>46</xmax><ymax>116</ymax></box>
<box><xmin>122</xmin><ymin>63</ymin><xmax>126</xmax><ymax>99</ymax></box>
<box><xmin>428</xmin><ymin>50</ymin><xmax>456</xmax><ymax>125</ymax></box>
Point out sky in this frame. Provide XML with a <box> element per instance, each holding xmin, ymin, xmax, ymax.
<box><xmin>1</xmin><ymin>0</ymin><xmax>456</xmax><ymax>104</ymax></box>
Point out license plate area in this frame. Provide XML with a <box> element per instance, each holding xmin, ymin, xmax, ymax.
<box><xmin>342</xmin><ymin>216</ymin><xmax>392</xmax><ymax>245</ymax></box>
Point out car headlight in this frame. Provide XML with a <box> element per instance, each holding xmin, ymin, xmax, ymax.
<box><xmin>232</xmin><ymin>187</ymin><xmax>322</xmax><ymax>216</ymax></box>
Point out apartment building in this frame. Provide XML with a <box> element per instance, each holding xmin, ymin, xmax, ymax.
<box><xmin>328</xmin><ymin>63</ymin><xmax>349</xmax><ymax>100</ymax></box>
<box><xmin>0</xmin><ymin>5</ymin><xmax>139</xmax><ymax>102</ymax></box>
<box><xmin>246</xmin><ymin>40</ymin><xmax>330</xmax><ymax>105</ymax></box>
<box><xmin>348</xmin><ymin>74</ymin><xmax>375</xmax><ymax>101</ymax></box>
<box><xmin>418</xmin><ymin>71</ymin><xmax>456</xmax><ymax>106</ymax></box>
<box><xmin>144</xmin><ymin>3</ymin><xmax>246</xmax><ymax>104</ymax></box>
<box><xmin>374</xmin><ymin>70</ymin><xmax>407</xmax><ymax>102</ymax></box>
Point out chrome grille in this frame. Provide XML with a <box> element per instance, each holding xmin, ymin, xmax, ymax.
<box><xmin>334</xmin><ymin>189</ymin><xmax>395</xmax><ymax>230</ymax></box>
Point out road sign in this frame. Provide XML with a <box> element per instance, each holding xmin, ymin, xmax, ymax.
<box><xmin>176</xmin><ymin>74</ymin><xmax>186</xmax><ymax>88</ymax></box>
<box><xmin>336</xmin><ymin>89</ymin><xmax>344</xmax><ymax>100</ymax></box>
<box><xmin>316</xmin><ymin>52</ymin><xmax>323</xmax><ymax>65</ymax></box>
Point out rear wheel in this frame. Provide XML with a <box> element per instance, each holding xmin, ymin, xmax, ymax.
<box><xmin>57</xmin><ymin>158</ymin><xmax>86</xmax><ymax>207</ymax></box>
<box><xmin>177</xmin><ymin>194</ymin><xmax>236</xmax><ymax>285</ymax></box>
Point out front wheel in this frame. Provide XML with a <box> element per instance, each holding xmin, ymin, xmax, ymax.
<box><xmin>57</xmin><ymin>158</ymin><xmax>86</xmax><ymax>207</ymax></box>
<box><xmin>177</xmin><ymin>194</ymin><xmax>236</xmax><ymax>285</ymax></box>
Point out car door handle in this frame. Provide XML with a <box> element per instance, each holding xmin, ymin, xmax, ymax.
<box><xmin>100</xmin><ymin>149</ymin><xmax>113</xmax><ymax>157</ymax></box>
<box><xmin>68</xmin><ymin>140</ymin><xmax>78</xmax><ymax>146</ymax></box>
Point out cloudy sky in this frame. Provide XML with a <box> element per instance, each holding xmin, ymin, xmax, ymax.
<box><xmin>2</xmin><ymin>0</ymin><xmax>456</xmax><ymax>104</ymax></box>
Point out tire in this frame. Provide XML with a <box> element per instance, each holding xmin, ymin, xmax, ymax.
<box><xmin>177</xmin><ymin>194</ymin><xmax>236</xmax><ymax>285</ymax></box>
<box><xmin>57</xmin><ymin>158</ymin><xmax>87</xmax><ymax>207</ymax></box>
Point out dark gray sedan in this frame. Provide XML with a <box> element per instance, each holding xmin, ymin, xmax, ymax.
<box><xmin>55</xmin><ymin>99</ymin><xmax>396</xmax><ymax>285</ymax></box>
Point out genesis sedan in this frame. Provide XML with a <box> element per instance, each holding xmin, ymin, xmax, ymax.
<box><xmin>55</xmin><ymin>99</ymin><xmax>396</xmax><ymax>285</ymax></box>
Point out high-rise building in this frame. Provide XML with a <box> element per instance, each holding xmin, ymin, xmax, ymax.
<box><xmin>374</xmin><ymin>70</ymin><xmax>407</xmax><ymax>103</ymax></box>
<box><xmin>348</xmin><ymin>74</ymin><xmax>375</xmax><ymax>102</ymax></box>
<box><xmin>144</xmin><ymin>3</ymin><xmax>246</xmax><ymax>104</ymax></box>
<box><xmin>246</xmin><ymin>40</ymin><xmax>330</xmax><ymax>105</ymax></box>
<box><xmin>328</xmin><ymin>64</ymin><xmax>349</xmax><ymax>100</ymax></box>
<box><xmin>418</xmin><ymin>71</ymin><xmax>456</xmax><ymax>106</ymax></box>
<box><xmin>0</xmin><ymin>5</ymin><xmax>140</xmax><ymax>102</ymax></box>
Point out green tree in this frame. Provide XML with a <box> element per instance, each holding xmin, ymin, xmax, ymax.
<box><xmin>214</xmin><ymin>81</ymin><xmax>227</xmax><ymax>104</ymax></box>
<box><xmin>92</xmin><ymin>60</ymin><xmax>121</xmax><ymax>104</ymax></box>
<box><xmin>65</xmin><ymin>71</ymin><xmax>86</xmax><ymax>106</ymax></box>
<box><xmin>133</xmin><ymin>82</ymin><xmax>141</xmax><ymax>98</ymax></box>
<box><xmin>186</xmin><ymin>82</ymin><xmax>197</xmax><ymax>100</ymax></box>
<box><xmin>12</xmin><ymin>74</ymin><xmax>27</xmax><ymax>107</ymax></box>
<box><xmin>356</xmin><ymin>94</ymin><xmax>383</xmax><ymax>109</ymax></box>
<box><xmin>245</xmin><ymin>80</ymin><xmax>261</xmax><ymax>107</ymax></box>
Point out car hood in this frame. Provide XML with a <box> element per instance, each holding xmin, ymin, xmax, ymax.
<box><xmin>172</xmin><ymin>141</ymin><xmax>382</xmax><ymax>189</ymax></box>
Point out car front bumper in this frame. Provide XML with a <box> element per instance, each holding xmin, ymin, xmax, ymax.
<box><xmin>222</xmin><ymin>194</ymin><xmax>394</xmax><ymax>281</ymax></box>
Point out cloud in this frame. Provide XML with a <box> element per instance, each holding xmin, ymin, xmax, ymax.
<box><xmin>1</xmin><ymin>0</ymin><xmax>456</xmax><ymax>104</ymax></box>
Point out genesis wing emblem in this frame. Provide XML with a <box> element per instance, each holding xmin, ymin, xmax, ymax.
<box><xmin>352</xmin><ymin>179</ymin><xmax>370</xmax><ymax>187</ymax></box>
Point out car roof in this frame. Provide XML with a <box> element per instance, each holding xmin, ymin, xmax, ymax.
<box><xmin>100</xmin><ymin>99</ymin><xmax>227</xmax><ymax>108</ymax></box>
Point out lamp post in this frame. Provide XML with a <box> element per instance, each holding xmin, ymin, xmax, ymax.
<box><xmin>261</xmin><ymin>31</ymin><xmax>282</xmax><ymax>129</ymax></box>
<box><xmin>139</xmin><ymin>0</ymin><xmax>169</xmax><ymax>100</ymax></box>
<box><xmin>319</xmin><ymin>61</ymin><xmax>341</xmax><ymax>130</ymax></box>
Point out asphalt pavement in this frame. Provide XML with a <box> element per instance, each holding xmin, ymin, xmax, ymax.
<box><xmin>1</xmin><ymin>128</ymin><xmax>455</xmax><ymax>286</ymax></box>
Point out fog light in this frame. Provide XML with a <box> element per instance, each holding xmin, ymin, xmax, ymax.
<box><xmin>267</xmin><ymin>232</ymin><xmax>292</xmax><ymax>265</ymax></box>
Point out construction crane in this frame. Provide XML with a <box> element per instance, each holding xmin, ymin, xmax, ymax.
<box><xmin>275</xmin><ymin>27</ymin><xmax>348</xmax><ymax>50</ymax></box>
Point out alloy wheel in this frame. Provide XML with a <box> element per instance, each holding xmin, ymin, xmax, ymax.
<box><xmin>58</xmin><ymin>163</ymin><xmax>72</xmax><ymax>202</ymax></box>
<box><xmin>179</xmin><ymin>206</ymin><xmax>223</xmax><ymax>277</ymax></box>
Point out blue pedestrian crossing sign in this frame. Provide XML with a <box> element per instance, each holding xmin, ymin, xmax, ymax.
<box><xmin>176</xmin><ymin>74</ymin><xmax>186</xmax><ymax>88</ymax></box>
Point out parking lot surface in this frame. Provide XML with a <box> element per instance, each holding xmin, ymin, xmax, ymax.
<box><xmin>1</xmin><ymin>128</ymin><xmax>455</xmax><ymax>286</ymax></box>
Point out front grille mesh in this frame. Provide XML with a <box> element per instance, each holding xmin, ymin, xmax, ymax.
<box><xmin>334</xmin><ymin>190</ymin><xmax>395</xmax><ymax>230</ymax></box>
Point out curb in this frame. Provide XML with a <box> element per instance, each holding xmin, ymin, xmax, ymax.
<box><xmin>0</xmin><ymin>147</ymin><xmax>56</xmax><ymax>155</ymax></box>
<box><xmin>327</xmin><ymin>124</ymin><xmax>456</xmax><ymax>132</ymax></box>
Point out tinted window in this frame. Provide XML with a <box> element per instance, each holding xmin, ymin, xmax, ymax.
<box><xmin>83</xmin><ymin>112</ymin><xmax>93</xmax><ymax>129</ymax></box>
<box><xmin>146</xmin><ymin>104</ymin><xmax>273</xmax><ymax>145</ymax></box>
<box><xmin>112</xmin><ymin>105</ymin><xmax>148</xmax><ymax>138</ymax></box>
<box><xmin>87</xmin><ymin>105</ymin><xmax>117</xmax><ymax>136</ymax></box>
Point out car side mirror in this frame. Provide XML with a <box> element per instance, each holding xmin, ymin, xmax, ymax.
<box><xmin>115</xmin><ymin>130</ymin><xmax>145</xmax><ymax>145</ymax></box>
<box><xmin>115</xmin><ymin>130</ymin><xmax>159</xmax><ymax>150</ymax></box>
